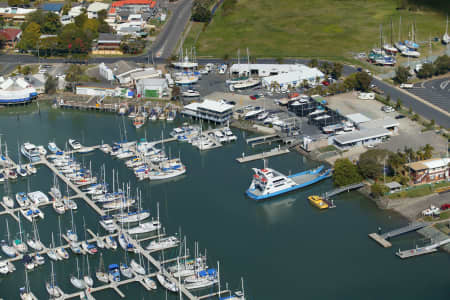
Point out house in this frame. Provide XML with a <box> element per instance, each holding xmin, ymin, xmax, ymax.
<box><xmin>0</xmin><ymin>28</ymin><xmax>21</xmax><ymax>48</ymax></box>
<box><xmin>92</xmin><ymin>33</ymin><xmax>122</xmax><ymax>55</ymax></box>
<box><xmin>111</xmin><ymin>0</ymin><xmax>157</xmax><ymax>15</ymax></box>
<box><xmin>87</xmin><ymin>2</ymin><xmax>110</xmax><ymax>19</ymax></box>
<box><xmin>181</xmin><ymin>99</ymin><xmax>234</xmax><ymax>123</ymax></box>
<box><xmin>0</xmin><ymin>6</ymin><xmax>36</xmax><ymax>22</ymax></box>
<box><xmin>41</xmin><ymin>3</ymin><xmax>64</xmax><ymax>15</ymax></box>
<box><xmin>406</xmin><ymin>158</ymin><xmax>449</xmax><ymax>185</ymax></box>
<box><xmin>136</xmin><ymin>78</ymin><xmax>168</xmax><ymax>98</ymax></box>
<box><xmin>384</xmin><ymin>182</ymin><xmax>402</xmax><ymax>194</ymax></box>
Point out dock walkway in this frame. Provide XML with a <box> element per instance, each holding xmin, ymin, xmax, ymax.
<box><xmin>236</xmin><ymin>148</ymin><xmax>290</xmax><ymax>163</ymax></box>
<box><xmin>396</xmin><ymin>238</ymin><xmax>450</xmax><ymax>259</ymax></box>
<box><xmin>323</xmin><ymin>182</ymin><xmax>364</xmax><ymax>199</ymax></box>
<box><xmin>246</xmin><ymin>134</ymin><xmax>279</xmax><ymax>144</ymax></box>
<box><xmin>369</xmin><ymin>222</ymin><xmax>429</xmax><ymax>248</ymax></box>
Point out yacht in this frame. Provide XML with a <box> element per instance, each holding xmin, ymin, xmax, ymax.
<box><xmin>156</xmin><ymin>273</ymin><xmax>178</xmax><ymax>292</ymax></box>
<box><xmin>99</xmin><ymin>216</ymin><xmax>119</xmax><ymax>232</ymax></box>
<box><xmin>246</xmin><ymin>166</ymin><xmax>332</xmax><ymax>201</ymax></box>
<box><xmin>27</xmin><ymin>191</ymin><xmax>49</xmax><ymax>205</ymax></box>
<box><xmin>146</xmin><ymin>236</ymin><xmax>179</xmax><ymax>252</ymax></box>
<box><xmin>182</xmin><ymin>89</ymin><xmax>200</xmax><ymax>97</ymax></box>
<box><xmin>16</xmin><ymin>165</ymin><xmax>28</xmax><ymax>177</ymax></box>
<box><xmin>68</xmin><ymin>139</ymin><xmax>82</xmax><ymax>150</ymax></box>
<box><xmin>47</xmin><ymin>142</ymin><xmax>62</xmax><ymax>153</ymax></box>
<box><xmin>127</xmin><ymin>220</ymin><xmax>161</xmax><ymax>235</ymax></box>
<box><xmin>244</xmin><ymin>108</ymin><xmax>264</xmax><ymax>119</ymax></box>
<box><xmin>115</xmin><ymin>210</ymin><xmax>150</xmax><ymax>223</ymax></box>
<box><xmin>21</xmin><ymin>143</ymin><xmax>41</xmax><ymax>162</ymax></box>
<box><xmin>108</xmin><ymin>264</ymin><xmax>121</xmax><ymax>283</ymax></box>
<box><xmin>16</xmin><ymin>192</ymin><xmax>30</xmax><ymax>207</ymax></box>
<box><xmin>25</xmin><ymin>164</ymin><xmax>37</xmax><ymax>175</ymax></box>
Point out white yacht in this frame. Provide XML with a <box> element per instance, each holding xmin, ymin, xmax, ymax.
<box><xmin>99</xmin><ymin>216</ymin><xmax>119</xmax><ymax>232</ymax></box>
<box><xmin>182</xmin><ymin>89</ymin><xmax>200</xmax><ymax>97</ymax></box>
<box><xmin>68</xmin><ymin>139</ymin><xmax>82</xmax><ymax>150</ymax></box>
<box><xmin>27</xmin><ymin>191</ymin><xmax>49</xmax><ymax>205</ymax></box>
<box><xmin>127</xmin><ymin>220</ymin><xmax>161</xmax><ymax>235</ymax></box>
<box><xmin>21</xmin><ymin>143</ymin><xmax>41</xmax><ymax>162</ymax></box>
<box><xmin>47</xmin><ymin>142</ymin><xmax>62</xmax><ymax>153</ymax></box>
<box><xmin>146</xmin><ymin>236</ymin><xmax>179</xmax><ymax>252</ymax></box>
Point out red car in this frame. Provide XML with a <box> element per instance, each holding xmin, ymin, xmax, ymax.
<box><xmin>440</xmin><ymin>204</ymin><xmax>450</xmax><ymax>210</ymax></box>
<box><xmin>322</xmin><ymin>80</ymin><xmax>330</xmax><ymax>86</ymax></box>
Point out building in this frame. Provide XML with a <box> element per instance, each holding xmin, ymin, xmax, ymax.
<box><xmin>345</xmin><ymin>113</ymin><xmax>371</xmax><ymax>125</ymax></box>
<box><xmin>130</xmin><ymin>68</ymin><xmax>161</xmax><ymax>83</ymax></box>
<box><xmin>230</xmin><ymin>63</ymin><xmax>322</xmax><ymax>77</ymax></box>
<box><xmin>98</xmin><ymin>60</ymin><xmax>144</xmax><ymax>85</ymax></box>
<box><xmin>87</xmin><ymin>2</ymin><xmax>110</xmax><ymax>19</ymax></box>
<box><xmin>333</xmin><ymin>127</ymin><xmax>392</xmax><ymax>149</ymax></box>
<box><xmin>41</xmin><ymin>3</ymin><xmax>64</xmax><ymax>15</ymax></box>
<box><xmin>406</xmin><ymin>158</ymin><xmax>449</xmax><ymax>185</ymax></box>
<box><xmin>76</xmin><ymin>82</ymin><xmax>123</xmax><ymax>97</ymax></box>
<box><xmin>0</xmin><ymin>6</ymin><xmax>36</xmax><ymax>22</ymax></box>
<box><xmin>0</xmin><ymin>76</ymin><xmax>38</xmax><ymax>104</ymax></box>
<box><xmin>136</xmin><ymin>78</ymin><xmax>168</xmax><ymax>98</ymax></box>
<box><xmin>111</xmin><ymin>0</ymin><xmax>157</xmax><ymax>14</ymax></box>
<box><xmin>359</xmin><ymin>117</ymin><xmax>399</xmax><ymax>133</ymax></box>
<box><xmin>261</xmin><ymin>69</ymin><xmax>325</xmax><ymax>91</ymax></box>
<box><xmin>182</xmin><ymin>99</ymin><xmax>234</xmax><ymax>123</ymax></box>
<box><xmin>93</xmin><ymin>34</ymin><xmax>122</xmax><ymax>55</ymax></box>
<box><xmin>0</xmin><ymin>28</ymin><xmax>21</xmax><ymax>48</ymax></box>
<box><xmin>384</xmin><ymin>182</ymin><xmax>402</xmax><ymax>194</ymax></box>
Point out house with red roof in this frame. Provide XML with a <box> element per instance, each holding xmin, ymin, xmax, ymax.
<box><xmin>110</xmin><ymin>0</ymin><xmax>157</xmax><ymax>17</ymax></box>
<box><xmin>0</xmin><ymin>28</ymin><xmax>22</xmax><ymax>48</ymax></box>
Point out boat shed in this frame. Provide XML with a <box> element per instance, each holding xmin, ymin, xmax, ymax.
<box><xmin>76</xmin><ymin>82</ymin><xmax>122</xmax><ymax>97</ymax></box>
<box><xmin>261</xmin><ymin>68</ymin><xmax>325</xmax><ymax>90</ymax></box>
<box><xmin>182</xmin><ymin>99</ymin><xmax>234</xmax><ymax>123</ymax></box>
<box><xmin>136</xmin><ymin>78</ymin><xmax>168</xmax><ymax>98</ymax></box>
<box><xmin>346</xmin><ymin>113</ymin><xmax>371</xmax><ymax>125</ymax></box>
<box><xmin>385</xmin><ymin>181</ymin><xmax>402</xmax><ymax>194</ymax></box>
<box><xmin>333</xmin><ymin>127</ymin><xmax>392</xmax><ymax>149</ymax></box>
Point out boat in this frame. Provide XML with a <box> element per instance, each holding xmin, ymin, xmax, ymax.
<box><xmin>246</xmin><ymin>165</ymin><xmax>332</xmax><ymax>201</ymax></box>
<box><xmin>22</xmin><ymin>254</ymin><xmax>35</xmax><ymax>270</ymax></box>
<box><xmin>3</xmin><ymin>195</ymin><xmax>14</xmax><ymax>209</ymax></box>
<box><xmin>244</xmin><ymin>107</ymin><xmax>264</xmax><ymax>119</ymax></box>
<box><xmin>25</xmin><ymin>164</ymin><xmax>37</xmax><ymax>175</ymax></box>
<box><xmin>103</xmin><ymin>198</ymin><xmax>135</xmax><ymax>210</ymax></box>
<box><xmin>182</xmin><ymin>89</ymin><xmax>200</xmax><ymax>97</ymax></box>
<box><xmin>15</xmin><ymin>192</ymin><xmax>30</xmax><ymax>207</ymax></box>
<box><xmin>83</xmin><ymin>257</ymin><xmax>94</xmax><ymax>287</ymax></box>
<box><xmin>96</xmin><ymin>253</ymin><xmax>109</xmax><ymax>283</ymax></box>
<box><xmin>120</xmin><ymin>263</ymin><xmax>133</xmax><ymax>278</ymax></box>
<box><xmin>172</xmin><ymin>49</ymin><xmax>198</xmax><ymax>69</ymax></box>
<box><xmin>127</xmin><ymin>220</ymin><xmax>161</xmax><ymax>235</ymax></box>
<box><xmin>27</xmin><ymin>191</ymin><xmax>49</xmax><ymax>205</ymax></box>
<box><xmin>47</xmin><ymin>234</ymin><xmax>60</xmax><ymax>261</ymax></box>
<box><xmin>308</xmin><ymin>195</ymin><xmax>329</xmax><ymax>209</ymax></box>
<box><xmin>68</xmin><ymin>139</ymin><xmax>82</xmax><ymax>150</ymax></box>
<box><xmin>105</xmin><ymin>235</ymin><xmax>118</xmax><ymax>250</ymax></box>
<box><xmin>133</xmin><ymin>114</ymin><xmax>146</xmax><ymax>129</ymax></box>
<box><xmin>146</xmin><ymin>236</ymin><xmax>179</xmax><ymax>252</ymax></box>
<box><xmin>53</xmin><ymin>200</ymin><xmax>66</xmax><ymax>214</ymax></box>
<box><xmin>1</xmin><ymin>220</ymin><xmax>18</xmax><ymax>257</ymax></box>
<box><xmin>108</xmin><ymin>264</ymin><xmax>121</xmax><ymax>283</ymax></box>
<box><xmin>7</xmin><ymin>168</ymin><xmax>18</xmax><ymax>180</ymax></box>
<box><xmin>63</xmin><ymin>197</ymin><xmax>78</xmax><ymax>210</ymax></box>
<box><xmin>46</xmin><ymin>262</ymin><xmax>63</xmax><ymax>298</ymax></box>
<box><xmin>80</xmin><ymin>291</ymin><xmax>96</xmax><ymax>300</ymax></box>
<box><xmin>20</xmin><ymin>207</ymin><xmax>43</xmax><ymax>222</ymax></box>
<box><xmin>233</xmin><ymin>78</ymin><xmax>260</xmax><ymax>89</ymax></box>
<box><xmin>130</xmin><ymin>258</ymin><xmax>146</xmax><ymax>275</ymax></box>
<box><xmin>14</xmin><ymin>214</ymin><xmax>28</xmax><ymax>253</ymax></box>
<box><xmin>21</xmin><ymin>142</ymin><xmax>41</xmax><ymax>162</ymax></box>
<box><xmin>443</xmin><ymin>14</ymin><xmax>449</xmax><ymax>44</ymax></box>
<box><xmin>401</xmin><ymin>49</ymin><xmax>420</xmax><ymax>58</ymax></box>
<box><xmin>0</xmin><ymin>261</ymin><xmax>10</xmax><ymax>275</ymax></box>
<box><xmin>175</xmin><ymin>75</ymin><xmax>199</xmax><ymax>85</ymax></box>
<box><xmin>81</xmin><ymin>241</ymin><xmax>98</xmax><ymax>255</ymax></box>
<box><xmin>71</xmin><ymin>258</ymin><xmax>86</xmax><ymax>289</ymax></box>
<box><xmin>26</xmin><ymin>219</ymin><xmax>44</xmax><ymax>251</ymax></box>
<box><xmin>143</xmin><ymin>277</ymin><xmax>157</xmax><ymax>290</ymax></box>
<box><xmin>57</xmin><ymin>218</ymin><xmax>70</xmax><ymax>260</ymax></box>
<box><xmin>156</xmin><ymin>273</ymin><xmax>178</xmax><ymax>292</ymax></box>
<box><xmin>47</xmin><ymin>142</ymin><xmax>61</xmax><ymax>153</ymax></box>
<box><xmin>19</xmin><ymin>266</ymin><xmax>35</xmax><ymax>300</ymax></box>
<box><xmin>96</xmin><ymin>236</ymin><xmax>105</xmax><ymax>249</ymax></box>
<box><xmin>99</xmin><ymin>216</ymin><xmax>119</xmax><ymax>232</ymax></box>
<box><xmin>148</xmin><ymin>161</ymin><xmax>187</xmax><ymax>180</ymax></box>
<box><xmin>115</xmin><ymin>210</ymin><xmax>150</xmax><ymax>223</ymax></box>
<box><xmin>118</xmin><ymin>233</ymin><xmax>136</xmax><ymax>252</ymax></box>
<box><xmin>69</xmin><ymin>241</ymin><xmax>82</xmax><ymax>254</ymax></box>
<box><xmin>16</xmin><ymin>165</ymin><xmax>28</xmax><ymax>177</ymax></box>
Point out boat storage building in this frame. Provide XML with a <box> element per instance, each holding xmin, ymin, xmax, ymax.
<box><xmin>0</xmin><ymin>77</ymin><xmax>37</xmax><ymax>104</ymax></box>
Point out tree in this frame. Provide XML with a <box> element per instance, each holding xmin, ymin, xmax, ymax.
<box><xmin>422</xmin><ymin>144</ymin><xmax>434</xmax><ymax>160</ymax></box>
<box><xmin>22</xmin><ymin>65</ymin><xmax>32</xmax><ymax>75</ymax></box>
<box><xmin>394</xmin><ymin>66</ymin><xmax>409</xmax><ymax>84</ymax></box>
<box><xmin>395</xmin><ymin>98</ymin><xmax>402</xmax><ymax>110</ymax></box>
<box><xmin>42</xmin><ymin>12</ymin><xmax>62</xmax><ymax>34</ymax></box>
<box><xmin>331</xmin><ymin>63</ymin><xmax>343</xmax><ymax>79</ymax></box>
<box><xmin>371</xmin><ymin>183</ymin><xmax>389</xmax><ymax>198</ymax></box>
<box><xmin>355</xmin><ymin>71</ymin><xmax>372</xmax><ymax>92</ymax></box>
<box><xmin>319</xmin><ymin>61</ymin><xmax>331</xmax><ymax>75</ymax></box>
<box><xmin>191</xmin><ymin>5</ymin><xmax>211</xmax><ymax>22</ymax></box>
<box><xmin>45</xmin><ymin>75</ymin><xmax>57</xmax><ymax>94</ymax></box>
<box><xmin>358</xmin><ymin>149</ymin><xmax>391</xmax><ymax>180</ymax></box>
<box><xmin>0</xmin><ymin>35</ymin><xmax>6</xmax><ymax>49</ymax></box>
<box><xmin>18</xmin><ymin>22</ymin><xmax>41</xmax><ymax>51</ymax></box>
<box><xmin>309</xmin><ymin>58</ymin><xmax>319</xmax><ymax>68</ymax></box>
<box><xmin>0</xmin><ymin>16</ymin><xmax>5</xmax><ymax>30</ymax></box>
<box><xmin>417</xmin><ymin>63</ymin><xmax>434</xmax><ymax>79</ymax></box>
<box><xmin>411</xmin><ymin>113</ymin><xmax>420</xmax><ymax>121</ymax></box>
<box><xmin>333</xmin><ymin>158</ymin><xmax>363</xmax><ymax>187</ymax></box>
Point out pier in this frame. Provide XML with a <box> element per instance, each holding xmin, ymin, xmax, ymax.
<box><xmin>396</xmin><ymin>238</ymin><xmax>450</xmax><ymax>259</ymax></box>
<box><xmin>369</xmin><ymin>222</ymin><xmax>430</xmax><ymax>248</ymax></box>
<box><xmin>236</xmin><ymin>147</ymin><xmax>290</xmax><ymax>163</ymax></box>
<box><xmin>246</xmin><ymin>134</ymin><xmax>280</xmax><ymax>145</ymax></box>
<box><xmin>322</xmin><ymin>182</ymin><xmax>365</xmax><ymax>199</ymax></box>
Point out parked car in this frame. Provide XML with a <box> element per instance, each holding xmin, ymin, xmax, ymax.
<box><xmin>422</xmin><ymin>205</ymin><xmax>440</xmax><ymax>216</ymax></box>
<box><xmin>322</xmin><ymin>80</ymin><xmax>330</xmax><ymax>86</ymax></box>
<box><xmin>441</xmin><ymin>204</ymin><xmax>450</xmax><ymax>211</ymax></box>
<box><xmin>382</xmin><ymin>106</ymin><xmax>395</xmax><ymax>113</ymax></box>
<box><xmin>395</xmin><ymin>114</ymin><xmax>406</xmax><ymax>119</ymax></box>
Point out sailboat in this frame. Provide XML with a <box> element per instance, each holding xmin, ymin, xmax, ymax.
<box><xmin>120</xmin><ymin>251</ymin><xmax>133</xmax><ymax>278</ymax></box>
<box><xmin>231</xmin><ymin>49</ymin><xmax>260</xmax><ymax>89</ymax></box>
<box><xmin>383</xmin><ymin>18</ymin><xmax>398</xmax><ymax>54</ymax></box>
<box><xmin>156</xmin><ymin>273</ymin><xmax>178</xmax><ymax>292</ymax></box>
<box><xmin>96</xmin><ymin>253</ymin><xmax>109</xmax><ymax>283</ymax></box>
<box><xmin>67</xmin><ymin>208</ymin><xmax>78</xmax><ymax>242</ymax></box>
<box><xmin>70</xmin><ymin>258</ymin><xmax>86</xmax><ymax>289</ymax></box>
<box><xmin>81</xmin><ymin>218</ymin><xmax>98</xmax><ymax>255</ymax></box>
<box><xmin>105</xmin><ymin>235</ymin><xmax>117</xmax><ymax>250</ymax></box>
<box><xmin>443</xmin><ymin>14</ymin><xmax>449</xmax><ymax>44</ymax></box>
<box><xmin>14</xmin><ymin>213</ymin><xmax>28</xmax><ymax>253</ymax></box>
<box><xmin>47</xmin><ymin>233</ymin><xmax>60</xmax><ymax>261</ymax></box>
<box><xmin>19</xmin><ymin>267</ymin><xmax>36</xmax><ymax>300</ymax></box>
<box><xmin>83</xmin><ymin>256</ymin><xmax>94</xmax><ymax>287</ymax></box>
<box><xmin>56</xmin><ymin>218</ymin><xmax>70</xmax><ymax>260</ymax></box>
<box><xmin>143</xmin><ymin>259</ymin><xmax>157</xmax><ymax>290</ymax></box>
<box><xmin>26</xmin><ymin>218</ymin><xmax>44</xmax><ymax>251</ymax></box>
<box><xmin>2</xmin><ymin>179</ymin><xmax>14</xmax><ymax>208</ymax></box>
<box><xmin>46</xmin><ymin>262</ymin><xmax>63</xmax><ymax>298</ymax></box>
<box><xmin>1</xmin><ymin>219</ymin><xmax>18</xmax><ymax>257</ymax></box>
<box><xmin>130</xmin><ymin>254</ymin><xmax>146</xmax><ymax>275</ymax></box>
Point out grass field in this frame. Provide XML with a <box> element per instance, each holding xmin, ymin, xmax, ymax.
<box><xmin>184</xmin><ymin>0</ymin><xmax>450</xmax><ymax>58</ymax></box>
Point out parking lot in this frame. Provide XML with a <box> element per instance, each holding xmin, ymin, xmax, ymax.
<box><xmin>410</xmin><ymin>76</ymin><xmax>450</xmax><ymax>113</ymax></box>
<box><xmin>326</xmin><ymin>92</ymin><xmax>448</xmax><ymax>155</ymax></box>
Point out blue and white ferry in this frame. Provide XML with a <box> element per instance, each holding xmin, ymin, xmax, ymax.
<box><xmin>246</xmin><ymin>166</ymin><xmax>332</xmax><ymax>201</ymax></box>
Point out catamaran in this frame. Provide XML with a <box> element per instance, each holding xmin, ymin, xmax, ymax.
<box><xmin>27</xmin><ymin>191</ymin><xmax>49</xmax><ymax>205</ymax></box>
<box><xmin>246</xmin><ymin>164</ymin><xmax>332</xmax><ymax>201</ymax></box>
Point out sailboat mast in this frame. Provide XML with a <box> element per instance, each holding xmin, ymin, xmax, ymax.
<box><xmin>390</xmin><ymin>17</ymin><xmax>394</xmax><ymax>45</ymax></box>
<box><xmin>399</xmin><ymin>16</ymin><xmax>402</xmax><ymax>42</ymax></box>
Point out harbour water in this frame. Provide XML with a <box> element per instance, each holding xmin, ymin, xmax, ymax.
<box><xmin>1</xmin><ymin>104</ymin><xmax>449</xmax><ymax>300</ymax></box>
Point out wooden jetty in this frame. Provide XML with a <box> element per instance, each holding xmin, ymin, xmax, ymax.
<box><xmin>369</xmin><ymin>222</ymin><xmax>429</xmax><ymax>248</ymax></box>
<box><xmin>236</xmin><ymin>147</ymin><xmax>290</xmax><ymax>163</ymax></box>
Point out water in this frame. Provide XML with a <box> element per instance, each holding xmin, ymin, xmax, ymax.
<box><xmin>0</xmin><ymin>104</ymin><xmax>449</xmax><ymax>300</ymax></box>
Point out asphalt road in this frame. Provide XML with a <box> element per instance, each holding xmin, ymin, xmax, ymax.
<box><xmin>410</xmin><ymin>77</ymin><xmax>450</xmax><ymax>113</ymax></box>
<box><xmin>373</xmin><ymin>78</ymin><xmax>450</xmax><ymax>129</ymax></box>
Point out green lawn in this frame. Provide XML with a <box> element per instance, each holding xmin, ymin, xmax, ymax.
<box><xmin>185</xmin><ymin>0</ymin><xmax>449</xmax><ymax>58</ymax></box>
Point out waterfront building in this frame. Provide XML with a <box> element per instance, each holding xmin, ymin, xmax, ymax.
<box><xmin>136</xmin><ymin>78</ymin><xmax>168</xmax><ymax>98</ymax></box>
<box><xmin>181</xmin><ymin>99</ymin><xmax>234</xmax><ymax>123</ymax></box>
<box><xmin>98</xmin><ymin>61</ymin><xmax>145</xmax><ymax>85</ymax></box>
<box><xmin>406</xmin><ymin>158</ymin><xmax>450</xmax><ymax>185</ymax></box>
<box><xmin>0</xmin><ymin>77</ymin><xmax>38</xmax><ymax>104</ymax></box>
<box><xmin>333</xmin><ymin>127</ymin><xmax>392</xmax><ymax>149</ymax></box>
<box><xmin>76</xmin><ymin>82</ymin><xmax>123</xmax><ymax>97</ymax></box>
<box><xmin>385</xmin><ymin>181</ymin><xmax>402</xmax><ymax>194</ymax></box>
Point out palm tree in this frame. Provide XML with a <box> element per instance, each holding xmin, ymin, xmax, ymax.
<box><xmin>423</xmin><ymin>144</ymin><xmax>434</xmax><ymax>160</ymax></box>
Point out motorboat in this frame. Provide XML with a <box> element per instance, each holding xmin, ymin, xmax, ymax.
<box><xmin>32</xmin><ymin>253</ymin><xmax>45</xmax><ymax>265</ymax></box>
<box><xmin>105</xmin><ymin>236</ymin><xmax>118</xmax><ymax>250</ymax></box>
<box><xmin>63</xmin><ymin>197</ymin><xmax>78</xmax><ymax>210</ymax></box>
<box><xmin>99</xmin><ymin>216</ymin><xmax>119</xmax><ymax>232</ymax></box>
<box><xmin>120</xmin><ymin>263</ymin><xmax>133</xmax><ymax>278</ymax></box>
<box><xmin>25</xmin><ymin>164</ymin><xmax>37</xmax><ymax>174</ymax></box>
<box><xmin>15</xmin><ymin>192</ymin><xmax>30</xmax><ymax>207</ymax></box>
<box><xmin>47</xmin><ymin>142</ymin><xmax>62</xmax><ymax>153</ymax></box>
<box><xmin>81</xmin><ymin>242</ymin><xmax>98</xmax><ymax>255</ymax></box>
<box><xmin>56</xmin><ymin>247</ymin><xmax>69</xmax><ymax>260</ymax></box>
<box><xmin>308</xmin><ymin>195</ymin><xmax>329</xmax><ymax>209</ymax></box>
<box><xmin>21</xmin><ymin>208</ymin><xmax>44</xmax><ymax>222</ymax></box>
<box><xmin>69</xmin><ymin>241</ymin><xmax>82</xmax><ymax>254</ymax></box>
<box><xmin>246</xmin><ymin>166</ymin><xmax>332</xmax><ymax>201</ymax></box>
<box><xmin>53</xmin><ymin>200</ymin><xmax>66</xmax><ymax>214</ymax></box>
<box><xmin>127</xmin><ymin>220</ymin><xmax>161</xmax><ymax>235</ymax></box>
<box><xmin>27</xmin><ymin>191</ymin><xmax>49</xmax><ymax>205</ymax></box>
<box><xmin>182</xmin><ymin>89</ymin><xmax>200</xmax><ymax>97</ymax></box>
<box><xmin>143</xmin><ymin>277</ymin><xmax>157</xmax><ymax>290</ymax></box>
<box><xmin>68</xmin><ymin>139</ymin><xmax>82</xmax><ymax>150</ymax></box>
<box><xmin>96</xmin><ymin>236</ymin><xmax>105</xmax><ymax>248</ymax></box>
<box><xmin>16</xmin><ymin>165</ymin><xmax>28</xmax><ymax>177</ymax></box>
<box><xmin>146</xmin><ymin>236</ymin><xmax>179</xmax><ymax>252</ymax></box>
<box><xmin>67</xmin><ymin>229</ymin><xmax>78</xmax><ymax>242</ymax></box>
<box><xmin>3</xmin><ymin>195</ymin><xmax>14</xmax><ymax>208</ymax></box>
<box><xmin>108</xmin><ymin>264</ymin><xmax>121</xmax><ymax>283</ymax></box>
<box><xmin>21</xmin><ymin>143</ymin><xmax>41</xmax><ymax>162</ymax></box>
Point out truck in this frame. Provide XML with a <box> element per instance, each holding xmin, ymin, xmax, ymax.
<box><xmin>400</xmin><ymin>83</ymin><xmax>414</xmax><ymax>89</ymax></box>
<box><xmin>358</xmin><ymin>92</ymin><xmax>375</xmax><ymax>100</ymax></box>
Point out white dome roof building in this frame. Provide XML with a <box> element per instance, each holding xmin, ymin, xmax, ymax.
<box><xmin>0</xmin><ymin>76</ymin><xmax>38</xmax><ymax>105</ymax></box>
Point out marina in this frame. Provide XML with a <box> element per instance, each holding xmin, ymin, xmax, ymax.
<box><xmin>1</xmin><ymin>104</ymin><xmax>450</xmax><ymax>300</ymax></box>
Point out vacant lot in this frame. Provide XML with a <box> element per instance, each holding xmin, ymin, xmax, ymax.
<box><xmin>186</xmin><ymin>0</ymin><xmax>449</xmax><ymax>59</ymax></box>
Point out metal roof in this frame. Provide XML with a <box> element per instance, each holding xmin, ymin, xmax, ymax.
<box><xmin>41</xmin><ymin>3</ymin><xmax>64</xmax><ymax>11</ymax></box>
<box><xmin>385</xmin><ymin>181</ymin><xmax>402</xmax><ymax>189</ymax></box>
<box><xmin>359</xmin><ymin>117</ymin><xmax>399</xmax><ymax>129</ymax></box>
<box><xmin>334</xmin><ymin>128</ymin><xmax>391</xmax><ymax>145</ymax></box>
<box><xmin>346</xmin><ymin>113</ymin><xmax>371</xmax><ymax>124</ymax></box>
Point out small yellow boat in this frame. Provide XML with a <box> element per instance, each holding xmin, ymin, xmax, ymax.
<box><xmin>308</xmin><ymin>195</ymin><xmax>328</xmax><ymax>210</ymax></box>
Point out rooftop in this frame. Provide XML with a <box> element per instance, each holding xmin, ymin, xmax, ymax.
<box><xmin>41</xmin><ymin>3</ymin><xmax>64</xmax><ymax>12</ymax></box>
<box><xmin>88</xmin><ymin>2</ymin><xmax>110</xmax><ymax>12</ymax></box>
<box><xmin>359</xmin><ymin>117</ymin><xmax>399</xmax><ymax>130</ymax></box>
<box><xmin>407</xmin><ymin>158</ymin><xmax>450</xmax><ymax>171</ymax></box>
<box><xmin>111</xmin><ymin>0</ymin><xmax>156</xmax><ymax>8</ymax></box>
<box><xmin>197</xmin><ymin>99</ymin><xmax>234</xmax><ymax>113</ymax></box>
<box><xmin>346</xmin><ymin>113</ymin><xmax>371</xmax><ymax>124</ymax></box>
<box><xmin>334</xmin><ymin>127</ymin><xmax>391</xmax><ymax>145</ymax></box>
<box><xmin>98</xmin><ymin>33</ymin><xmax>122</xmax><ymax>42</ymax></box>
<box><xmin>0</xmin><ymin>28</ymin><xmax>21</xmax><ymax>41</ymax></box>
<box><xmin>385</xmin><ymin>181</ymin><xmax>402</xmax><ymax>189</ymax></box>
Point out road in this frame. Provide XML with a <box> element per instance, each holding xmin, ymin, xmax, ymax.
<box><xmin>410</xmin><ymin>77</ymin><xmax>450</xmax><ymax>113</ymax></box>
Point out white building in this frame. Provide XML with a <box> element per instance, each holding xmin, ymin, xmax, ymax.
<box><xmin>230</xmin><ymin>63</ymin><xmax>323</xmax><ymax>78</ymax></box>
<box><xmin>333</xmin><ymin>127</ymin><xmax>392</xmax><ymax>149</ymax></box>
<box><xmin>136</xmin><ymin>78</ymin><xmax>168</xmax><ymax>98</ymax></box>
<box><xmin>261</xmin><ymin>68</ymin><xmax>325</xmax><ymax>90</ymax></box>
<box><xmin>87</xmin><ymin>2</ymin><xmax>110</xmax><ymax>19</ymax></box>
<box><xmin>130</xmin><ymin>68</ymin><xmax>161</xmax><ymax>83</ymax></box>
<box><xmin>0</xmin><ymin>76</ymin><xmax>37</xmax><ymax>104</ymax></box>
<box><xmin>181</xmin><ymin>99</ymin><xmax>234</xmax><ymax>123</ymax></box>
<box><xmin>76</xmin><ymin>82</ymin><xmax>122</xmax><ymax>97</ymax></box>
<box><xmin>98</xmin><ymin>61</ymin><xmax>145</xmax><ymax>85</ymax></box>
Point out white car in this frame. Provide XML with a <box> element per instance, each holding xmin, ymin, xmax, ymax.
<box><xmin>421</xmin><ymin>205</ymin><xmax>440</xmax><ymax>216</ymax></box>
